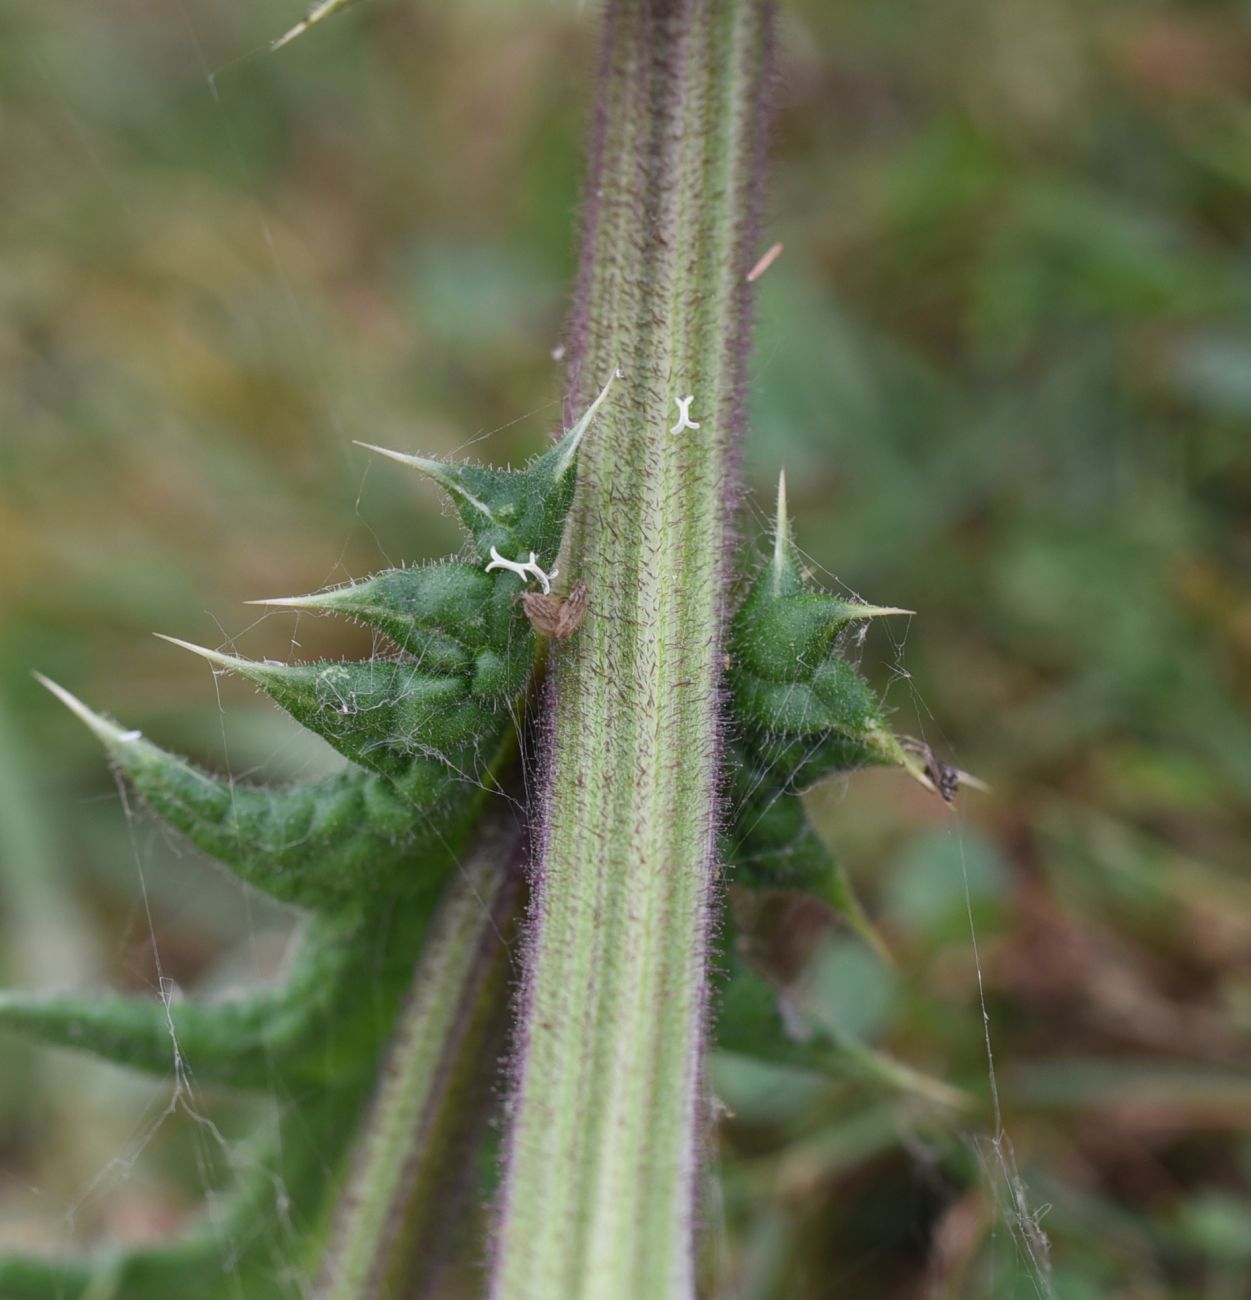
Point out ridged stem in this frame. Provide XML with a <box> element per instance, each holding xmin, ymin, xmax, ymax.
<box><xmin>494</xmin><ymin>3</ymin><xmax>772</xmax><ymax>1298</ymax></box>
<box><xmin>316</xmin><ymin>817</ymin><xmax>521</xmax><ymax>1300</ymax></box>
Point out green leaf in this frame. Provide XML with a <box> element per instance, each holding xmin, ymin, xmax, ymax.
<box><xmin>37</xmin><ymin>675</ymin><xmax>458</xmax><ymax>908</ymax></box>
<box><xmin>153</xmin><ymin>642</ymin><xmax>500</xmax><ymax>781</ymax></box>
<box><xmin>722</xmin><ymin>491</ymin><xmax>957</xmax><ymax>987</ymax></box>
<box><xmin>0</xmin><ymin>913</ymin><xmax>407</xmax><ymax>1088</ymax></box>
<box><xmin>727</xmin><ymin>774</ymin><xmax>887</xmax><ymax>957</ymax></box>
<box><xmin>0</xmin><ymin>1087</ymin><xmax>363</xmax><ymax>1299</ymax></box>
<box><xmin>253</xmin><ymin>563</ymin><xmax>490</xmax><ymax>673</ymax></box>
<box><xmin>714</xmin><ymin>950</ymin><xmax>965</xmax><ymax>1108</ymax></box>
<box><xmin>358</xmin><ymin>372</ymin><xmax>615</xmax><ymax>566</ymax></box>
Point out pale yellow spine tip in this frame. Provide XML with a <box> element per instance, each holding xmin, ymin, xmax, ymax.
<box><xmin>244</xmin><ymin>593</ymin><xmax>324</xmax><ymax>609</ymax></box>
<box><xmin>153</xmin><ymin>634</ymin><xmax>243</xmax><ymax>671</ymax></box>
<box><xmin>33</xmin><ymin>673</ymin><xmax>138</xmax><ymax>748</ymax></box>
<box><xmin>553</xmin><ymin>369</ymin><xmax>618</xmax><ymax>479</ymax></box>
<box><xmin>355</xmin><ymin>441</ymin><xmax>496</xmax><ymax>521</ymax></box>
<box><xmin>354</xmin><ymin>440</ymin><xmax>420</xmax><ymax>468</ymax></box>
<box><xmin>855</xmin><ymin>605</ymin><xmax>915</xmax><ymax>619</ymax></box>
<box><xmin>772</xmin><ymin>468</ymin><xmax>791</xmax><ymax>573</ymax></box>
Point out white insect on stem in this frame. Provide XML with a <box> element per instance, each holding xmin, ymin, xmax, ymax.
<box><xmin>485</xmin><ymin>546</ymin><xmax>559</xmax><ymax>595</ymax></box>
<box><xmin>670</xmin><ymin>394</ymin><xmax>700</xmax><ymax>434</ymax></box>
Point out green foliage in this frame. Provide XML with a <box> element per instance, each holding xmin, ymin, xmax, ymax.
<box><xmin>0</xmin><ymin>1096</ymin><xmax>360</xmax><ymax>1300</ymax></box>
<box><xmin>0</xmin><ymin>399</ymin><xmax>600</xmax><ymax>1296</ymax></box>
<box><xmin>34</xmin><ymin>687</ymin><xmax>426</xmax><ymax>909</ymax></box>
<box><xmin>713</xmin><ymin>479</ymin><xmax>972</xmax><ymax>1141</ymax></box>
<box><xmin>1</xmin><ymin>353</ymin><xmax>946</xmax><ymax>1296</ymax></box>
<box><xmin>6</xmin><ymin>1</ymin><xmax>1247</xmax><ymax>1295</ymax></box>
<box><xmin>715</xmin><ymin>945</ymin><xmax>965</xmax><ymax>1110</ymax></box>
<box><xmin>0</xmin><ymin>909</ymin><xmax>420</xmax><ymax>1089</ymax></box>
<box><xmin>720</xmin><ymin>475</ymin><xmax>940</xmax><ymax>965</ymax></box>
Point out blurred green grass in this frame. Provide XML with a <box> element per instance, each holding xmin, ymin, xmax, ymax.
<box><xmin>1</xmin><ymin>1</ymin><xmax>1248</xmax><ymax>1295</ymax></box>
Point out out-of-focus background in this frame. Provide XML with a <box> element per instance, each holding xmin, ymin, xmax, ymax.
<box><xmin>1</xmin><ymin>1</ymin><xmax>1248</xmax><ymax>1296</ymax></box>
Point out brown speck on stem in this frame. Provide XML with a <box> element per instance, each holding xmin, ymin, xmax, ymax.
<box><xmin>520</xmin><ymin>582</ymin><xmax>590</xmax><ymax>640</ymax></box>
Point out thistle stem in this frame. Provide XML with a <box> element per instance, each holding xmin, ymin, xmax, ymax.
<box><xmin>494</xmin><ymin>3</ymin><xmax>773</xmax><ymax>1297</ymax></box>
<box><xmin>316</xmin><ymin>818</ymin><xmax>521</xmax><ymax>1300</ymax></box>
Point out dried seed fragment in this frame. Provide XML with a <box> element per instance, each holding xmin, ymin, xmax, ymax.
<box><xmin>520</xmin><ymin>582</ymin><xmax>589</xmax><ymax>639</ymax></box>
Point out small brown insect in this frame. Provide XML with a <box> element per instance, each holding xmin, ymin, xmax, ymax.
<box><xmin>520</xmin><ymin>581</ymin><xmax>589</xmax><ymax>640</ymax></box>
<box><xmin>925</xmin><ymin>754</ymin><xmax>961</xmax><ymax>804</ymax></box>
<box><xmin>902</xmin><ymin>737</ymin><xmax>962</xmax><ymax>804</ymax></box>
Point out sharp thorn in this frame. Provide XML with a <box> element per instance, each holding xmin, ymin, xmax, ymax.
<box><xmin>355</xmin><ymin>442</ymin><xmax>496</xmax><ymax>521</ymax></box>
<box><xmin>154</xmin><ymin>634</ymin><xmax>245</xmax><ymax>671</ymax></box>
<box><xmin>33</xmin><ymin>673</ymin><xmax>139</xmax><ymax>748</ymax></box>
<box><xmin>245</xmin><ymin>593</ymin><xmax>326</xmax><ymax>609</ymax></box>
<box><xmin>847</xmin><ymin>604</ymin><xmax>915</xmax><ymax>619</ymax></box>
<box><xmin>354</xmin><ymin>439</ymin><xmax>421</xmax><ymax>467</ymax></box>
<box><xmin>552</xmin><ymin>369</ymin><xmax>618</xmax><ymax>479</ymax></box>
<box><xmin>772</xmin><ymin>468</ymin><xmax>792</xmax><ymax>579</ymax></box>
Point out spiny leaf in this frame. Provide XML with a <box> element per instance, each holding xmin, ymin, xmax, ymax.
<box><xmin>736</xmin><ymin>476</ymin><xmax>911</xmax><ymax>682</ymax></box>
<box><xmin>732</xmin><ymin>664</ymin><xmax>894</xmax><ymax>751</ymax></box>
<box><xmin>155</xmin><ymin>640</ymin><xmax>499</xmax><ymax>781</ymax></box>
<box><xmin>729</xmin><ymin>493</ymin><xmax>941</xmax><ymax>792</ymax></box>
<box><xmin>0</xmin><ymin>914</ymin><xmax>415</xmax><ymax>1088</ymax></box>
<box><xmin>36</xmin><ymin>676</ymin><xmax>450</xmax><ymax>910</ymax></box>
<box><xmin>733</xmin><ymin>590</ymin><xmax>911</xmax><ymax>682</ymax></box>
<box><xmin>0</xmin><ymin>986</ymin><xmax>285</xmax><ymax>1088</ymax></box>
<box><xmin>8</xmin><ymin>374</ymin><xmax>608</xmax><ymax>1292</ymax></box>
<box><xmin>252</xmin><ymin>562</ymin><xmax>536</xmax><ymax>700</ymax></box>
<box><xmin>724</xmin><ymin>500</ymin><xmax>951</xmax><ymax>926</ymax></box>
<box><xmin>124</xmin><ymin>763</ymin><xmax>445</xmax><ymax>909</ymax></box>
<box><xmin>251</xmin><ymin>562</ymin><xmax>490</xmax><ymax>670</ymax></box>
<box><xmin>357</xmin><ymin>371</ymin><xmax>615</xmax><ymax>564</ymax></box>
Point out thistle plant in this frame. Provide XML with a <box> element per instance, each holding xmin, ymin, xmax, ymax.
<box><xmin>2</xmin><ymin>2</ymin><xmax>961</xmax><ymax>1297</ymax></box>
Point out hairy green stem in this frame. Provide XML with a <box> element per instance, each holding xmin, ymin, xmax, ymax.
<box><xmin>494</xmin><ymin>3</ymin><xmax>772</xmax><ymax>1297</ymax></box>
<box><xmin>316</xmin><ymin>816</ymin><xmax>522</xmax><ymax>1300</ymax></box>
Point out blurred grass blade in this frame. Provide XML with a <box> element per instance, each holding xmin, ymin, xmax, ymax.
<box><xmin>272</xmin><ymin>0</ymin><xmax>370</xmax><ymax>51</ymax></box>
